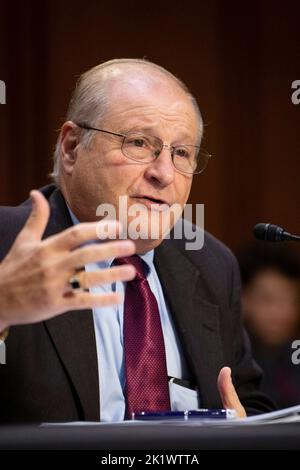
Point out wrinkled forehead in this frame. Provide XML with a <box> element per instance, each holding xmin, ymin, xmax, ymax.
<box><xmin>100</xmin><ymin>68</ymin><xmax>200</xmax><ymax>137</ymax></box>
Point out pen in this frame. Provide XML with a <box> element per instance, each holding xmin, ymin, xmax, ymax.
<box><xmin>132</xmin><ymin>409</ymin><xmax>237</xmax><ymax>420</ymax></box>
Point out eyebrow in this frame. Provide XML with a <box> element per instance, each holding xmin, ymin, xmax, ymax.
<box><xmin>120</xmin><ymin>125</ymin><xmax>197</xmax><ymax>144</ymax></box>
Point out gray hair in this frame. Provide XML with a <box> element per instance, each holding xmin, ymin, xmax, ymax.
<box><xmin>50</xmin><ymin>58</ymin><xmax>203</xmax><ymax>184</ymax></box>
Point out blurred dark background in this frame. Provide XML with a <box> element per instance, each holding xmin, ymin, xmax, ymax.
<box><xmin>0</xmin><ymin>0</ymin><xmax>299</xmax><ymax>252</ymax></box>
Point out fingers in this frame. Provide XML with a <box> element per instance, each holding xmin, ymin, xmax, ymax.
<box><xmin>65</xmin><ymin>240</ymin><xmax>136</xmax><ymax>269</ymax></box>
<box><xmin>217</xmin><ymin>367</ymin><xmax>247</xmax><ymax>418</ymax></box>
<box><xmin>65</xmin><ymin>291</ymin><xmax>125</xmax><ymax>310</ymax></box>
<box><xmin>49</xmin><ymin>220</ymin><xmax>123</xmax><ymax>251</ymax></box>
<box><xmin>15</xmin><ymin>190</ymin><xmax>50</xmax><ymax>244</ymax></box>
<box><xmin>76</xmin><ymin>265</ymin><xmax>136</xmax><ymax>289</ymax></box>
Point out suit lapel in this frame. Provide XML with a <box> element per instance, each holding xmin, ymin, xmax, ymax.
<box><xmin>42</xmin><ymin>188</ymin><xmax>100</xmax><ymax>420</ymax></box>
<box><xmin>155</xmin><ymin>240</ymin><xmax>224</xmax><ymax>408</ymax></box>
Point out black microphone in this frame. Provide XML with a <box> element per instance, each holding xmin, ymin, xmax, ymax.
<box><xmin>253</xmin><ymin>223</ymin><xmax>300</xmax><ymax>242</ymax></box>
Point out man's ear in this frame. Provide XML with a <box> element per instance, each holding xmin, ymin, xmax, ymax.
<box><xmin>60</xmin><ymin>121</ymin><xmax>81</xmax><ymax>175</ymax></box>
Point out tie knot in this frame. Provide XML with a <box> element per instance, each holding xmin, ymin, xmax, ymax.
<box><xmin>114</xmin><ymin>255</ymin><xmax>147</xmax><ymax>280</ymax></box>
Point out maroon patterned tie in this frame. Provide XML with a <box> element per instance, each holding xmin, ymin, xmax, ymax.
<box><xmin>115</xmin><ymin>255</ymin><xmax>171</xmax><ymax>418</ymax></box>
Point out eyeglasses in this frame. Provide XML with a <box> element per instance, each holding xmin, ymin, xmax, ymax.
<box><xmin>76</xmin><ymin>122</ymin><xmax>211</xmax><ymax>175</ymax></box>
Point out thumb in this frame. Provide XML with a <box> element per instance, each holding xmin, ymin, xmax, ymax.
<box><xmin>217</xmin><ymin>367</ymin><xmax>246</xmax><ymax>418</ymax></box>
<box><xmin>15</xmin><ymin>190</ymin><xmax>50</xmax><ymax>244</ymax></box>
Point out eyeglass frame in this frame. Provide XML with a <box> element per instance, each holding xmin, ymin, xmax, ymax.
<box><xmin>75</xmin><ymin>122</ymin><xmax>211</xmax><ymax>175</ymax></box>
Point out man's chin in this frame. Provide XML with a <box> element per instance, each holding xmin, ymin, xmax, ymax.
<box><xmin>132</xmin><ymin>236</ymin><xmax>165</xmax><ymax>255</ymax></box>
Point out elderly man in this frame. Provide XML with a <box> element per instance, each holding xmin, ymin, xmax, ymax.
<box><xmin>0</xmin><ymin>59</ymin><xmax>273</xmax><ymax>422</ymax></box>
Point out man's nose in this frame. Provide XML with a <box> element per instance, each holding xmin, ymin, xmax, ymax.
<box><xmin>144</xmin><ymin>147</ymin><xmax>175</xmax><ymax>187</ymax></box>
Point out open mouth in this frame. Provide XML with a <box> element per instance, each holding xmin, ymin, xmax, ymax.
<box><xmin>132</xmin><ymin>196</ymin><xmax>170</xmax><ymax>210</ymax></box>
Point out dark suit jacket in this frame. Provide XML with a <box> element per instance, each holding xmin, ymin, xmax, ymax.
<box><xmin>0</xmin><ymin>185</ymin><xmax>274</xmax><ymax>422</ymax></box>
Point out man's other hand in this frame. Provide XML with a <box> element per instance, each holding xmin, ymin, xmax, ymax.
<box><xmin>217</xmin><ymin>366</ymin><xmax>247</xmax><ymax>418</ymax></box>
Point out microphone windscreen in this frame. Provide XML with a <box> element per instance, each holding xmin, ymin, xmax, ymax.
<box><xmin>253</xmin><ymin>223</ymin><xmax>268</xmax><ymax>240</ymax></box>
<box><xmin>253</xmin><ymin>223</ymin><xmax>285</xmax><ymax>241</ymax></box>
